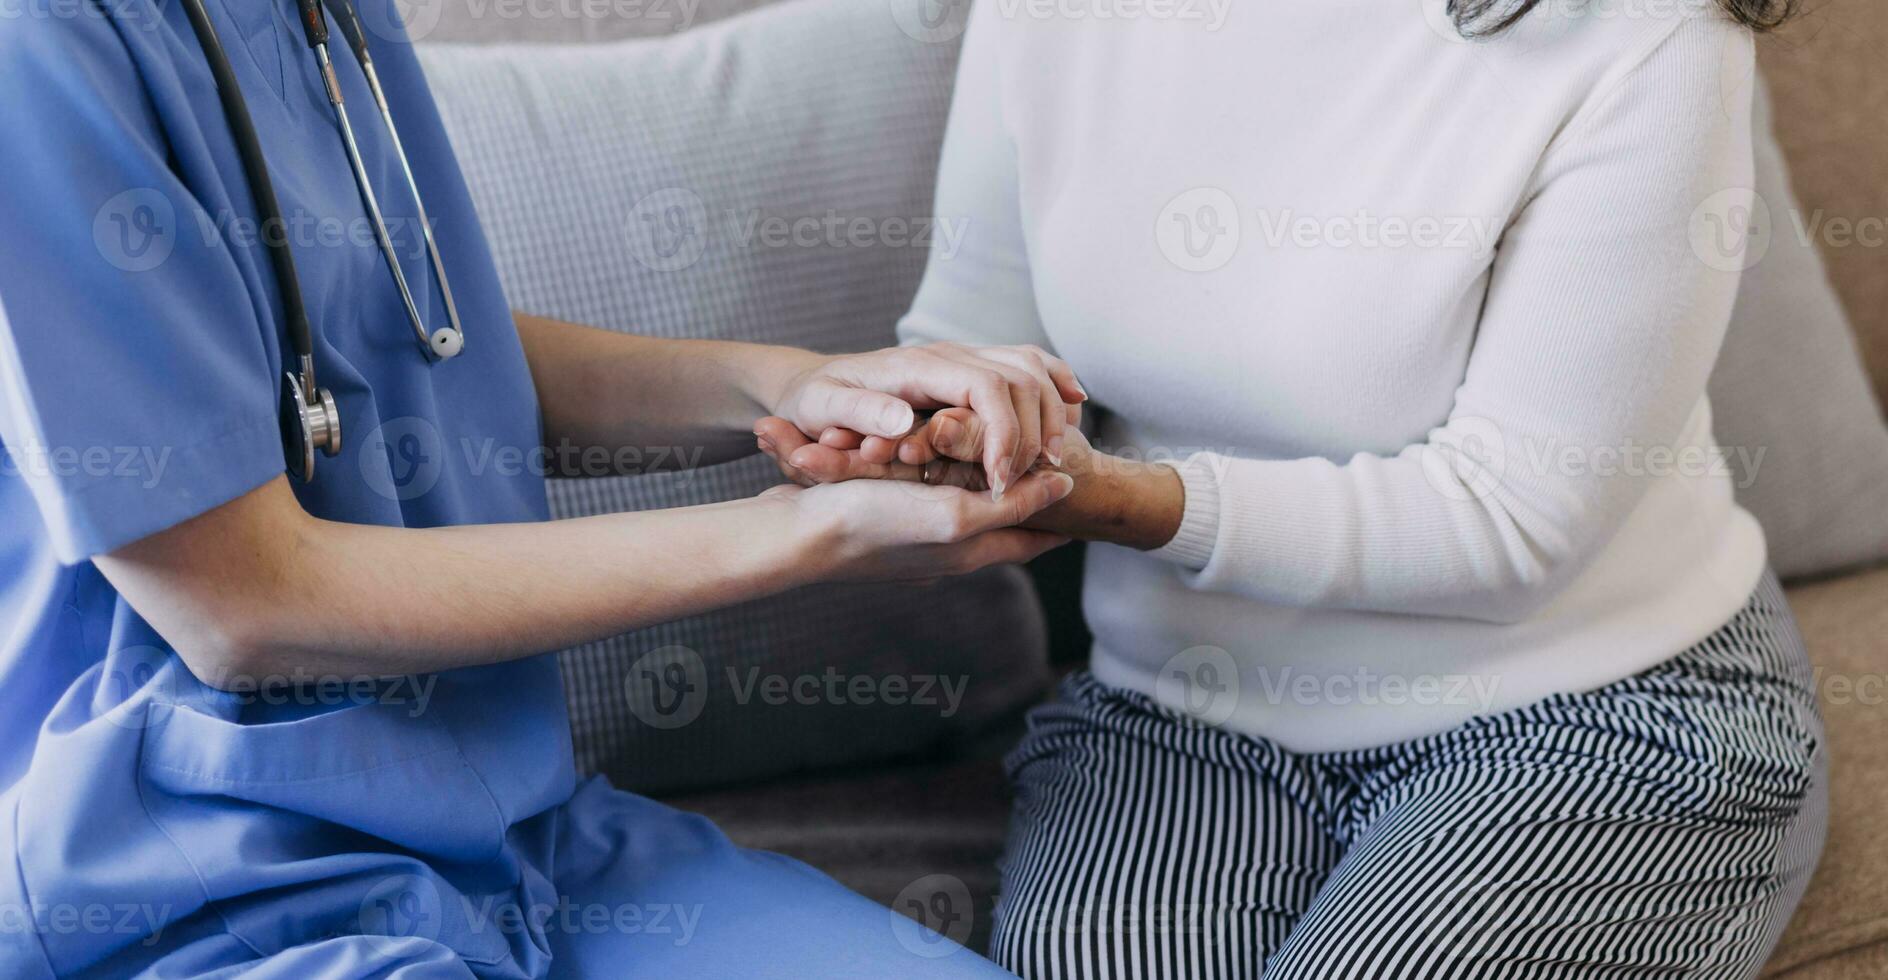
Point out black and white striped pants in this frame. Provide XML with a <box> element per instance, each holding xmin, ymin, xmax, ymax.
<box><xmin>991</xmin><ymin>573</ymin><xmax>1827</xmax><ymax>979</ymax></box>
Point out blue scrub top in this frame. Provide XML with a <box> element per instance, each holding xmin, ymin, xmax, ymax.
<box><xmin>0</xmin><ymin>0</ymin><xmax>577</xmax><ymax>974</ymax></box>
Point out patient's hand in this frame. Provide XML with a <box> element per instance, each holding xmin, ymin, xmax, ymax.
<box><xmin>755</xmin><ymin>405</ymin><xmax>1085</xmax><ymax>495</ymax></box>
<box><xmin>755</xmin><ymin>402</ymin><xmax>1187</xmax><ymax>551</ymax></box>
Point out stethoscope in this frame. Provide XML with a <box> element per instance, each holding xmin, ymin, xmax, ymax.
<box><xmin>178</xmin><ymin>0</ymin><xmax>465</xmax><ymax>482</ymax></box>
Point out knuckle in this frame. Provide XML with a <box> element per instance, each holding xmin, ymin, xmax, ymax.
<box><xmin>923</xmin><ymin>501</ymin><xmax>970</xmax><ymax>542</ymax></box>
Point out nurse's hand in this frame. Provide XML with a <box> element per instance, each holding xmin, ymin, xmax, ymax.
<box><xmin>765</xmin><ymin>468</ymin><xmax>1075</xmax><ymax>583</ymax></box>
<box><xmin>757</xmin><ymin>407</ymin><xmax>1187</xmax><ymax>553</ymax></box>
<box><xmin>767</xmin><ymin>343</ymin><xmax>1086</xmax><ymax>498</ymax></box>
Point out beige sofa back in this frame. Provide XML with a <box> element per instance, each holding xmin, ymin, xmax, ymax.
<box><xmin>1761</xmin><ymin>3</ymin><xmax>1888</xmax><ymax>405</ymax></box>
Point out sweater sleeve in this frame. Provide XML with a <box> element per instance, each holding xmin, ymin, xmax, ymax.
<box><xmin>1155</xmin><ymin>16</ymin><xmax>1757</xmax><ymax>623</ymax></box>
<box><xmin>895</xmin><ymin>1</ymin><xmax>1050</xmax><ymax>351</ymax></box>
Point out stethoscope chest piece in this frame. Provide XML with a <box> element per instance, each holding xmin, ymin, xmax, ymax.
<box><xmin>282</xmin><ymin>369</ymin><xmax>342</xmax><ymax>481</ymax></box>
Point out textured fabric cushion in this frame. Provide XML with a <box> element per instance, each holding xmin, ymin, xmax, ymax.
<box><xmin>1709</xmin><ymin>79</ymin><xmax>1888</xmax><ymax>579</ymax></box>
<box><xmin>416</xmin><ymin>0</ymin><xmax>1049</xmax><ymax>796</ymax></box>
<box><xmin>1759</xmin><ymin>8</ymin><xmax>1888</xmax><ymax>407</ymax></box>
<box><xmin>418</xmin><ymin>0</ymin><xmax>777</xmax><ymax>43</ymax></box>
<box><xmin>1761</xmin><ymin>569</ymin><xmax>1888</xmax><ymax>978</ymax></box>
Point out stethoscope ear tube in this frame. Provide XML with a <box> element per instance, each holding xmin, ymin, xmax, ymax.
<box><xmin>179</xmin><ymin>0</ymin><xmax>467</xmax><ymax>482</ymax></box>
<box><xmin>321</xmin><ymin>0</ymin><xmax>468</xmax><ymax>360</ymax></box>
<box><xmin>179</xmin><ymin>0</ymin><xmax>340</xmax><ymax>481</ymax></box>
<box><xmin>298</xmin><ymin>0</ymin><xmax>465</xmax><ymax>363</ymax></box>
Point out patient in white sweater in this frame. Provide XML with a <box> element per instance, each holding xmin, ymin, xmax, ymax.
<box><xmin>759</xmin><ymin>0</ymin><xmax>1825</xmax><ymax>976</ymax></box>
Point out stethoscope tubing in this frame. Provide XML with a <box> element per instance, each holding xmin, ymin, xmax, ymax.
<box><xmin>175</xmin><ymin>0</ymin><xmax>467</xmax><ymax>480</ymax></box>
<box><xmin>176</xmin><ymin>0</ymin><xmax>321</xmax><ymax>382</ymax></box>
<box><xmin>312</xmin><ymin>40</ymin><xmax>434</xmax><ymax>355</ymax></box>
<box><xmin>323</xmin><ymin>0</ymin><xmax>466</xmax><ymax>351</ymax></box>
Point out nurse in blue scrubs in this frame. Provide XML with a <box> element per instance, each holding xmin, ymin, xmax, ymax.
<box><xmin>0</xmin><ymin>0</ymin><xmax>1085</xmax><ymax>974</ymax></box>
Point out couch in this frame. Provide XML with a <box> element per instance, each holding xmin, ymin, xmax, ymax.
<box><xmin>418</xmin><ymin>0</ymin><xmax>1888</xmax><ymax>973</ymax></box>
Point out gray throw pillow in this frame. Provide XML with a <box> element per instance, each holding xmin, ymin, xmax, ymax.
<box><xmin>1710</xmin><ymin>79</ymin><xmax>1888</xmax><ymax>580</ymax></box>
<box><xmin>417</xmin><ymin>0</ymin><xmax>1045</xmax><ymax>796</ymax></box>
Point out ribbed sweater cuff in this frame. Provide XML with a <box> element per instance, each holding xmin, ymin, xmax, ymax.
<box><xmin>1152</xmin><ymin>453</ymin><xmax>1222</xmax><ymax>570</ymax></box>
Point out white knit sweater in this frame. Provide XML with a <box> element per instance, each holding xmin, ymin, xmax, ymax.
<box><xmin>898</xmin><ymin>0</ymin><xmax>1768</xmax><ymax>750</ymax></box>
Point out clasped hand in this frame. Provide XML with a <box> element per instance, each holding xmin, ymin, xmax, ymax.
<box><xmin>753</xmin><ymin>342</ymin><xmax>1095</xmax><ymax>582</ymax></box>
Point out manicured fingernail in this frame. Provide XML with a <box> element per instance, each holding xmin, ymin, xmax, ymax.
<box><xmin>1051</xmin><ymin>472</ymin><xmax>1076</xmax><ymax>498</ymax></box>
<box><xmin>881</xmin><ymin>402</ymin><xmax>914</xmax><ymax>434</ymax></box>
<box><xmin>1045</xmin><ymin>435</ymin><xmax>1065</xmax><ymax>467</ymax></box>
<box><xmin>1074</xmin><ymin>381</ymin><xmax>1089</xmax><ymax>401</ymax></box>
<box><xmin>991</xmin><ymin>470</ymin><xmax>1007</xmax><ymax>502</ymax></box>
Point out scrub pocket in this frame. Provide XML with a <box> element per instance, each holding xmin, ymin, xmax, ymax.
<box><xmin>137</xmin><ymin>697</ymin><xmax>518</xmax><ymax>966</ymax></box>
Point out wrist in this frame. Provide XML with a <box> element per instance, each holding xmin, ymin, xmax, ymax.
<box><xmin>1029</xmin><ymin>450</ymin><xmax>1185</xmax><ymax>551</ymax></box>
<box><xmin>755</xmin><ymin>489</ymin><xmax>851</xmax><ymax>589</ymax></box>
<box><xmin>738</xmin><ymin>345</ymin><xmax>832</xmax><ymax>419</ymax></box>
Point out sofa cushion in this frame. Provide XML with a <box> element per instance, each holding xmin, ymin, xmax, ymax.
<box><xmin>674</xmin><ymin>741</ymin><xmax>1015</xmax><ymax>957</ymax></box>
<box><xmin>416</xmin><ymin>0</ymin><xmax>1050</xmax><ymax>796</ymax></box>
<box><xmin>1762</xmin><ymin>568</ymin><xmax>1888</xmax><ymax>978</ymax></box>
<box><xmin>1708</xmin><ymin>79</ymin><xmax>1888</xmax><ymax>579</ymax></box>
<box><xmin>1759</xmin><ymin>8</ymin><xmax>1888</xmax><ymax>407</ymax></box>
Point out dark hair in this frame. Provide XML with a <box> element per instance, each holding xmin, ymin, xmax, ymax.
<box><xmin>1451</xmin><ymin>0</ymin><xmax>1797</xmax><ymax>37</ymax></box>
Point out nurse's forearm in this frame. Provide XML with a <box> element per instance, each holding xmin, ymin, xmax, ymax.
<box><xmin>515</xmin><ymin>312</ymin><xmax>823</xmax><ymax>475</ymax></box>
<box><xmin>99</xmin><ymin>476</ymin><xmax>824</xmax><ymax>685</ymax></box>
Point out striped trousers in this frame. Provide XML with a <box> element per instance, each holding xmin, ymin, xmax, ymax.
<box><xmin>990</xmin><ymin>573</ymin><xmax>1827</xmax><ymax>979</ymax></box>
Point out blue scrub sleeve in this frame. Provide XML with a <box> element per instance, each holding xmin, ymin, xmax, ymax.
<box><xmin>0</xmin><ymin>12</ymin><xmax>286</xmax><ymax>564</ymax></box>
